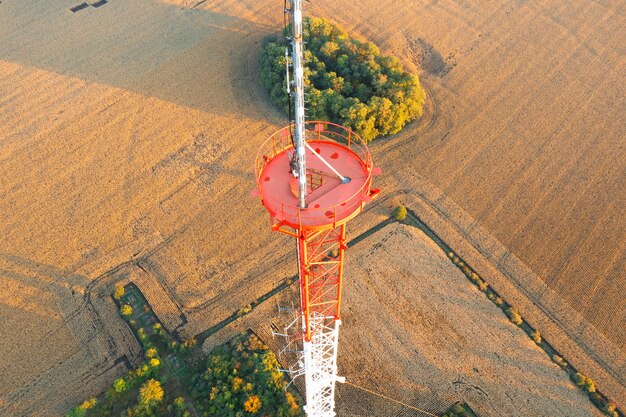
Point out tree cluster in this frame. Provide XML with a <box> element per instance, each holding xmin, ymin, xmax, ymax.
<box><xmin>67</xmin><ymin>307</ymin><xmax>193</xmax><ymax>417</ymax></box>
<box><xmin>72</xmin><ymin>287</ymin><xmax>301</xmax><ymax>417</ymax></box>
<box><xmin>65</xmin><ymin>347</ymin><xmax>191</xmax><ymax>417</ymax></box>
<box><xmin>191</xmin><ymin>334</ymin><xmax>303</xmax><ymax>417</ymax></box>
<box><xmin>260</xmin><ymin>17</ymin><xmax>426</xmax><ymax>141</ymax></box>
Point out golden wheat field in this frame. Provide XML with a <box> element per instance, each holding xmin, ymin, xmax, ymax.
<box><xmin>0</xmin><ymin>0</ymin><xmax>624</xmax><ymax>416</ymax></box>
<box><xmin>336</xmin><ymin>223</ymin><xmax>607</xmax><ymax>417</ymax></box>
<box><xmin>230</xmin><ymin>223</ymin><xmax>607</xmax><ymax>417</ymax></box>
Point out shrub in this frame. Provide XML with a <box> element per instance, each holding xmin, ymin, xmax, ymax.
<box><xmin>603</xmin><ymin>402</ymin><xmax>618</xmax><ymax>417</ymax></box>
<box><xmin>113</xmin><ymin>284</ymin><xmax>125</xmax><ymax>300</ymax></box>
<box><xmin>182</xmin><ymin>338</ymin><xmax>197</xmax><ymax>352</ymax></box>
<box><xmin>260</xmin><ymin>17</ymin><xmax>426</xmax><ymax>141</ymax></box>
<box><xmin>120</xmin><ymin>304</ymin><xmax>132</xmax><ymax>317</ymax></box>
<box><xmin>531</xmin><ymin>330</ymin><xmax>542</xmax><ymax>344</ymax></box>
<box><xmin>506</xmin><ymin>307</ymin><xmax>523</xmax><ymax>326</ymax></box>
<box><xmin>237</xmin><ymin>304</ymin><xmax>253</xmax><ymax>317</ymax></box>
<box><xmin>552</xmin><ymin>354</ymin><xmax>567</xmax><ymax>368</ymax></box>
<box><xmin>443</xmin><ymin>403</ymin><xmax>469</xmax><ymax>417</ymax></box>
<box><xmin>495</xmin><ymin>297</ymin><xmax>504</xmax><ymax>306</ymax></box>
<box><xmin>393</xmin><ymin>205</ymin><xmax>407</xmax><ymax>221</ymax></box>
<box><xmin>592</xmin><ymin>396</ymin><xmax>618</xmax><ymax>416</ymax></box>
<box><xmin>477</xmin><ymin>279</ymin><xmax>488</xmax><ymax>292</ymax></box>
<box><xmin>572</xmin><ymin>373</ymin><xmax>597</xmax><ymax>393</ymax></box>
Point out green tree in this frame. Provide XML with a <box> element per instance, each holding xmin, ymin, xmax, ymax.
<box><xmin>113</xmin><ymin>377</ymin><xmax>128</xmax><ymax>394</ymax></box>
<box><xmin>191</xmin><ymin>334</ymin><xmax>303</xmax><ymax>417</ymax></box>
<box><xmin>259</xmin><ymin>17</ymin><xmax>425</xmax><ymax>142</ymax></box>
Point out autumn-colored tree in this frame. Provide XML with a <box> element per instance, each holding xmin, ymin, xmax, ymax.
<box><xmin>506</xmin><ymin>307</ymin><xmax>523</xmax><ymax>326</ymax></box>
<box><xmin>392</xmin><ymin>205</ymin><xmax>407</xmax><ymax>221</ymax></box>
<box><xmin>113</xmin><ymin>284</ymin><xmax>125</xmax><ymax>299</ymax></box>
<box><xmin>531</xmin><ymin>330</ymin><xmax>542</xmax><ymax>344</ymax></box>
<box><xmin>120</xmin><ymin>304</ymin><xmax>132</xmax><ymax>317</ymax></box>
<box><xmin>65</xmin><ymin>398</ymin><xmax>96</xmax><ymax>417</ymax></box>
<box><xmin>573</xmin><ymin>373</ymin><xmax>596</xmax><ymax>393</ymax></box>
<box><xmin>244</xmin><ymin>395</ymin><xmax>262</xmax><ymax>413</ymax></box>
<box><xmin>138</xmin><ymin>378</ymin><xmax>164</xmax><ymax>409</ymax></box>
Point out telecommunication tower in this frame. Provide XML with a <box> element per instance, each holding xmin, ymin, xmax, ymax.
<box><xmin>254</xmin><ymin>1</ymin><xmax>379</xmax><ymax>416</ymax></box>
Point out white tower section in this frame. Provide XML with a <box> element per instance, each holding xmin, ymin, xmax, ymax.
<box><xmin>302</xmin><ymin>313</ymin><xmax>345</xmax><ymax>417</ymax></box>
<box><xmin>290</xmin><ymin>0</ymin><xmax>308</xmax><ymax>209</ymax></box>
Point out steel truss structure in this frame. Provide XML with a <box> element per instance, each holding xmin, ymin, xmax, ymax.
<box><xmin>302</xmin><ymin>313</ymin><xmax>344</xmax><ymax>417</ymax></box>
<box><xmin>298</xmin><ymin>225</ymin><xmax>346</xmax><ymax>416</ymax></box>
<box><xmin>274</xmin><ymin>224</ymin><xmax>347</xmax><ymax>417</ymax></box>
<box><xmin>256</xmin><ymin>1</ymin><xmax>377</xmax><ymax>416</ymax></box>
<box><xmin>298</xmin><ymin>226</ymin><xmax>346</xmax><ymax>341</ymax></box>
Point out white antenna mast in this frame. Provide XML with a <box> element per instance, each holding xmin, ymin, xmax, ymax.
<box><xmin>290</xmin><ymin>0</ymin><xmax>307</xmax><ymax>209</ymax></box>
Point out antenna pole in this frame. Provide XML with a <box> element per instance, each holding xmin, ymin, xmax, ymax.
<box><xmin>290</xmin><ymin>0</ymin><xmax>307</xmax><ymax>209</ymax></box>
<box><xmin>256</xmin><ymin>4</ymin><xmax>378</xmax><ymax>417</ymax></box>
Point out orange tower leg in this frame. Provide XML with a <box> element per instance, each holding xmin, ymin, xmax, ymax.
<box><xmin>298</xmin><ymin>224</ymin><xmax>347</xmax><ymax>342</ymax></box>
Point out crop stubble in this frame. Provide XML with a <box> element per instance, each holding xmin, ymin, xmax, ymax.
<box><xmin>0</xmin><ymin>0</ymin><xmax>624</xmax><ymax>415</ymax></box>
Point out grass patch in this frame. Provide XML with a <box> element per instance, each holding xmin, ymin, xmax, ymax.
<box><xmin>442</xmin><ymin>402</ymin><xmax>480</xmax><ymax>417</ymax></box>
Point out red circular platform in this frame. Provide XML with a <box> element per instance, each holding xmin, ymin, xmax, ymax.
<box><xmin>256</xmin><ymin>122</ymin><xmax>376</xmax><ymax>230</ymax></box>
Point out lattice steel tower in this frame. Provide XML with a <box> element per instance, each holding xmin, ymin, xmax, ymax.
<box><xmin>254</xmin><ymin>1</ymin><xmax>379</xmax><ymax>416</ymax></box>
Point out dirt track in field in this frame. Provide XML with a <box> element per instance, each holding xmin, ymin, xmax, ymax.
<box><xmin>0</xmin><ymin>0</ymin><xmax>624</xmax><ymax>415</ymax></box>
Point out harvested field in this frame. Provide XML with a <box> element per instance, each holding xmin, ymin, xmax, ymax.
<box><xmin>0</xmin><ymin>275</ymin><xmax>77</xmax><ymax>394</ymax></box>
<box><xmin>0</xmin><ymin>0</ymin><xmax>624</xmax><ymax>415</ymax></box>
<box><xmin>336</xmin><ymin>223</ymin><xmax>605</xmax><ymax>417</ymax></box>
<box><xmin>243</xmin><ymin>223</ymin><xmax>606</xmax><ymax>417</ymax></box>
